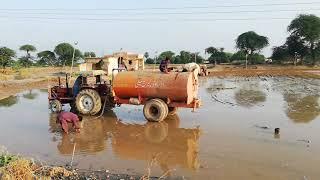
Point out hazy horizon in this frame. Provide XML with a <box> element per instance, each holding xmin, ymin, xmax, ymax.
<box><xmin>1</xmin><ymin>0</ymin><xmax>320</xmax><ymax>58</ymax></box>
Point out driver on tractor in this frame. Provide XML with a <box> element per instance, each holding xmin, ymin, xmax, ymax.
<box><xmin>73</xmin><ymin>75</ymin><xmax>83</xmax><ymax>97</ymax></box>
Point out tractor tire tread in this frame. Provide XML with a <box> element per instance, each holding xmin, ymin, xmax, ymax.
<box><xmin>143</xmin><ymin>98</ymin><xmax>168</xmax><ymax>122</ymax></box>
<box><xmin>75</xmin><ymin>89</ymin><xmax>102</xmax><ymax>115</ymax></box>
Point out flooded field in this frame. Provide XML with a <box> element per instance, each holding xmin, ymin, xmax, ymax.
<box><xmin>0</xmin><ymin>76</ymin><xmax>320</xmax><ymax>179</ymax></box>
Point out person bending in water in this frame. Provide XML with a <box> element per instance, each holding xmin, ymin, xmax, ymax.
<box><xmin>57</xmin><ymin>111</ymin><xmax>83</xmax><ymax>134</ymax></box>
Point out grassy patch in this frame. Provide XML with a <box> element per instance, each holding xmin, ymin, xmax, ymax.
<box><xmin>14</xmin><ymin>69</ymin><xmax>33</xmax><ymax>80</ymax></box>
<box><xmin>0</xmin><ymin>158</ymin><xmax>36</xmax><ymax>180</ymax></box>
<box><xmin>0</xmin><ymin>75</ymin><xmax>11</xmax><ymax>81</ymax></box>
<box><xmin>0</xmin><ymin>154</ymin><xmax>17</xmax><ymax>167</ymax></box>
<box><xmin>0</xmin><ymin>148</ymin><xmax>74</xmax><ymax>179</ymax></box>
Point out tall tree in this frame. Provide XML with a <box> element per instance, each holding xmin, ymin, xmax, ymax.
<box><xmin>174</xmin><ymin>51</ymin><xmax>199</xmax><ymax>64</ymax></box>
<box><xmin>145</xmin><ymin>58</ymin><xmax>155</xmax><ymax>64</ymax></box>
<box><xmin>271</xmin><ymin>45</ymin><xmax>290</xmax><ymax>64</ymax></box>
<box><xmin>19</xmin><ymin>44</ymin><xmax>37</xmax><ymax>67</ymax></box>
<box><xmin>288</xmin><ymin>14</ymin><xmax>320</xmax><ymax>65</ymax></box>
<box><xmin>230</xmin><ymin>51</ymin><xmax>247</xmax><ymax>61</ymax></box>
<box><xmin>178</xmin><ymin>51</ymin><xmax>192</xmax><ymax>64</ymax></box>
<box><xmin>144</xmin><ymin>52</ymin><xmax>155</xmax><ymax>64</ymax></box>
<box><xmin>158</xmin><ymin>51</ymin><xmax>175</xmax><ymax>63</ymax></box>
<box><xmin>205</xmin><ymin>47</ymin><xmax>229</xmax><ymax>64</ymax></box>
<box><xmin>192</xmin><ymin>52</ymin><xmax>204</xmax><ymax>64</ymax></box>
<box><xmin>205</xmin><ymin>47</ymin><xmax>219</xmax><ymax>55</ymax></box>
<box><xmin>205</xmin><ymin>47</ymin><xmax>218</xmax><ymax>64</ymax></box>
<box><xmin>286</xmin><ymin>35</ymin><xmax>308</xmax><ymax>65</ymax></box>
<box><xmin>84</xmin><ymin>52</ymin><xmax>96</xmax><ymax>58</ymax></box>
<box><xmin>18</xmin><ymin>56</ymin><xmax>33</xmax><ymax>67</ymax></box>
<box><xmin>0</xmin><ymin>47</ymin><xmax>15</xmax><ymax>69</ymax></box>
<box><xmin>236</xmin><ymin>31</ymin><xmax>269</xmax><ymax>66</ymax></box>
<box><xmin>144</xmin><ymin>52</ymin><xmax>149</xmax><ymax>59</ymax></box>
<box><xmin>54</xmin><ymin>43</ymin><xmax>82</xmax><ymax>66</ymax></box>
<box><xmin>37</xmin><ymin>50</ymin><xmax>56</xmax><ymax>66</ymax></box>
<box><xmin>272</xmin><ymin>35</ymin><xmax>309</xmax><ymax>65</ymax></box>
<box><xmin>19</xmin><ymin>44</ymin><xmax>36</xmax><ymax>57</ymax></box>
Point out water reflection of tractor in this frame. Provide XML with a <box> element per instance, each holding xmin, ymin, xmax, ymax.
<box><xmin>48</xmin><ymin>71</ymin><xmax>200</xmax><ymax>122</ymax></box>
<box><xmin>50</xmin><ymin>112</ymin><xmax>202</xmax><ymax>171</ymax></box>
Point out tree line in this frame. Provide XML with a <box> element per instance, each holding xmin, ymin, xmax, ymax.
<box><xmin>272</xmin><ymin>14</ymin><xmax>320</xmax><ymax>65</ymax></box>
<box><xmin>1</xmin><ymin>13</ymin><xmax>320</xmax><ymax>69</ymax></box>
<box><xmin>144</xmin><ymin>30</ymin><xmax>268</xmax><ymax>65</ymax></box>
<box><xmin>145</xmin><ymin>14</ymin><xmax>320</xmax><ymax>65</ymax></box>
<box><xmin>0</xmin><ymin>43</ymin><xmax>96</xmax><ymax>69</ymax></box>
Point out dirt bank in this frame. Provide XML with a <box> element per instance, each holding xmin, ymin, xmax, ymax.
<box><xmin>208</xmin><ymin>65</ymin><xmax>320</xmax><ymax>78</ymax></box>
<box><xmin>0</xmin><ymin>151</ymin><xmax>172</xmax><ymax>180</ymax></box>
<box><xmin>0</xmin><ymin>78</ymin><xmax>59</xmax><ymax>100</ymax></box>
<box><xmin>0</xmin><ymin>67</ymin><xmax>73</xmax><ymax>100</ymax></box>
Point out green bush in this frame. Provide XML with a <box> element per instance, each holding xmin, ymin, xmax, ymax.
<box><xmin>0</xmin><ymin>154</ymin><xmax>17</xmax><ymax>167</ymax></box>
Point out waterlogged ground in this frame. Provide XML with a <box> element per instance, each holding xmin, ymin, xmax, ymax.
<box><xmin>0</xmin><ymin>76</ymin><xmax>320</xmax><ymax>180</ymax></box>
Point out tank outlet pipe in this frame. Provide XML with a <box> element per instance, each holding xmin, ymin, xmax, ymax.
<box><xmin>129</xmin><ymin>98</ymin><xmax>141</xmax><ymax>105</ymax></box>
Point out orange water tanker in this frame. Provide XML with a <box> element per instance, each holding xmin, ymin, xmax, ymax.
<box><xmin>113</xmin><ymin>71</ymin><xmax>201</xmax><ymax>121</ymax></box>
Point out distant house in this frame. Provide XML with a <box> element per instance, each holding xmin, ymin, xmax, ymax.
<box><xmin>80</xmin><ymin>57</ymin><xmax>118</xmax><ymax>76</ymax></box>
<box><xmin>107</xmin><ymin>52</ymin><xmax>144</xmax><ymax>71</ymax></box>
<box><xmin>80</xmin><ymin>51</ymin><xmax>144</xmax><ymax>76</ymax></box>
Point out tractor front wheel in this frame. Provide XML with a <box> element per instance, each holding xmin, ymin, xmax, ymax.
<box><xmin>49</xmin><ymin>100</ymin><xmax>62</xmax><ymax>113</ymax></box>
<box><xmin>75</xmin><ymin>89</ymin><xmax>102</xmax><ymax>115</ymax></box>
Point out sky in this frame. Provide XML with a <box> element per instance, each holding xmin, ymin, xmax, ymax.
<box><xmin>1</xmin><ymin>0</ymin><xmax>320</xmax><ymax>57</ymax></box>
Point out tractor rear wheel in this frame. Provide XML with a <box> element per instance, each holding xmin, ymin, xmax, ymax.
<box><xmin>143</xmin><ymin>99</ymin><xmax>168</xmax><ymax>122</ymax></box>
<box><xmin>75</xmin><ymin>89</ymin><xmax>102</xmax><ymax>115</ymax></box>
<box><xmin>49</xmin><ymin>100</ymin><xmax>62</xmax><ymax>113</ymax></box>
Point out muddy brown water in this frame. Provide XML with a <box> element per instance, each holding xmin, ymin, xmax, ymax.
<box><xmin>0</xmin><ymin>77</ymin><xmax>320</xmax><ymax>179</ymax></box>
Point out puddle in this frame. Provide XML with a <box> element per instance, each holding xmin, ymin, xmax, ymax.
<box><xmin>0</xmin><ymin>77</ymin><xmax>320</xmax><ymax>179</ymax></box>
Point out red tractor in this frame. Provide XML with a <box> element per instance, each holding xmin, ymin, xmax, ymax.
<box><xmin>49</xmin><ymin>71</ymin><xmax>201</xmax><ymax>122</ymax></box>
<box><xmin>48</xmin><ymin>72</ymin><xmax>114</xmax><ymax>115</ymax></box>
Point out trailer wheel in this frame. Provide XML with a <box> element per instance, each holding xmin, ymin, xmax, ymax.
<box><xmin>153</xmin><ymin>99</ymin><xmax>168</xmax><ymax>117</ymax></box>
<box><xmin>49</xmin><ymin>100</ymin><xmax>62</xmax><ymax>113</ymax></box>
<box><xmin>75</xmin><ymin>89</ymin><xmax>102</xmax><ymax>115</ymax></box>
<box><xmin>143</xmin><ymin>99</ymin><xmax>168</xmax><ymax>122</ymax></box>
<box><xmin>168</xmin><ymin>107</ymin><xmax>178</xmax><ymax>115</ymax></box>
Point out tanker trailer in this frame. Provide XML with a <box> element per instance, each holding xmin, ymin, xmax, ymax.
<box><xmin>112</xmin><ymin>71</ymin><xmax>201</xmax><ymax>122</ymax></box>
